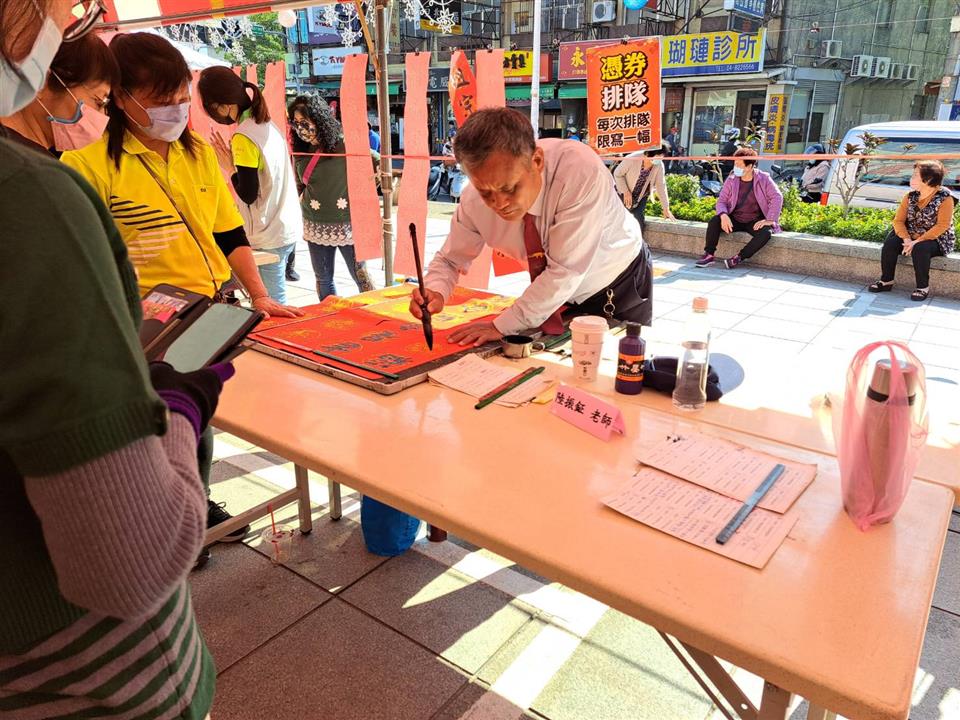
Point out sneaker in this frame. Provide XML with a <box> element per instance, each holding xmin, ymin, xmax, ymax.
<box><xmin>285</xmin><ymin>268</ymin><xmax>300</xmax><ymax>282</ymax></box>
<box><xmin>207</xmin><ymin>500</ymin><xmax>249</xmax><ymax>542</ymax></box>
<box><xmin>193</xmin><ymin>546</ymin><xmax>211</xmax><ymax>571</ymax></box>
<box><xmin>695</xmin><ymin>253</ymin><xmax>715</xmax><ymax>268</ymax></box>
<box><xmin>724</xmin><ymin>255</ymin><xmax>742</xmax><ymax>269</ymax></box>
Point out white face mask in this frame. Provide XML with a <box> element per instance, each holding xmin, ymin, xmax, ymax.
<box><xmin>125</xmin><ymin>92</ymin><xmax>191</xmax><ymax>142</ymax></box>
<box><xmin>733</xmin><ymin>166</ymin><xmax>745</xmax><ymax>177</ymax></box>
<box><xmin>0</xmin><ymin>16</ymin><xmax>63</xmax><ymax>116</ymax></box>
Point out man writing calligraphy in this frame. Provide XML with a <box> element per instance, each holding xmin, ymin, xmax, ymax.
<box><xmin>409</xmin><ymin>107</ymin><xmax>652</xmax><ymax>345</ymax></box>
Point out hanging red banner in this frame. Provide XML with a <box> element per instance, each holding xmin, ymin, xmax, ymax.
<box><xmin>263</xmin><ymin>61</ymin><xmax>288</xmax><ymax>137</ymax></box>
<box><xmin>394</xmin><ymin>51</ymin><xmax>432</xmax><ymax>277</ymax></box>
<box><xmin>448</xmin><ymin>50</ymin><xmax>477</xmax><ymax>128</ymax></box>
<box><xmin>475</xmin><ymin>48</ymin><xmax>506</xmax><ymax>110</ymax></box>
<box><xmin>586</xmin><ymin>38</ymin><xmax>662</xmax><ymax>156</ymax></box>
<box><xmin>340</xmin><ymin>53</ymin><xmax>383</xmax><ymax>262</ymax></box>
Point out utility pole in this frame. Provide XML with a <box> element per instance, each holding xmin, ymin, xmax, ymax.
<box><xmin>375</xmin><ymin>0</ymin><xmax>395</xmax><ymax>285</ymax></box>
<box><xmin>935</xmin><ymin>15</ymin><xmax>960</xmax><ymax>120</ymax></box>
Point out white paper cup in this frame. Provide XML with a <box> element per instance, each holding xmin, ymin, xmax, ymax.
<box><xmin>571</xmin><ymin>340</ymin><xmax>603</xmax><ymax>381</ymax></box>
<box><xmin>570</xmin><ymin>315</ymin><xmax>609</xmax><ymax>345</ymax></box>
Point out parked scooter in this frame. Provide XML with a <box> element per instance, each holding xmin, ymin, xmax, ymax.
<box><xmin>693</xmin><ymin>159</ymin><xmax>722</xmax><ymax>197</ymax></box>
<box><xmin>799</xmin><ymin>144</ymin><xmax>829</xmax><ymax>203</ymax></box>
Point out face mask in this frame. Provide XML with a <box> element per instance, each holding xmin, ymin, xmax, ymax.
<box><xmin>48</xmin><ymin>99</ymin><xmax>109</xmax><ymax>151</ymax></box>
<box><xmin>0</xmin><ymin>16</ymin><xmax>63</xmax><ymax>116</ymax></box>
<box><xmin>295</xmin><ymin>125</ymin><xmax>317</xmax><ymax>143</ymax></box>
<box><xmin>733</xmin><ymin>166</ymin><xmax>745</xmax><ymax>177</ymax></box>
<box><xmin>125</xmin><ymin>92</ymin><xmax>191</xmax><ymax>142</ymax></box>
<box><xmin>909</xmin><ymin>176</ymin><xmax>922</xmax><ymax>191</ymax></box>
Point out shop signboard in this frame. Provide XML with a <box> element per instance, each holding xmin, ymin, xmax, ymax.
<box><xmin>501</xmin><ymin>50</ymin><xmax>553</xmax><ymax>84</ymax></box>
<box><xmin>763</xmin><ymin>93</ymin><xmax>787</xmax><ymax>152</ymax></box>
<box><xmin>427</xmin><ymin>67</ymin><xmax>451</xmax><ymax>92</ymax></box>
<box><xmin>723</xmin><ymin>0</ymin><xmax>765</xmax><ymax>20</ymax></box>
<box><xmin>560</xmin><ymin>30</ymin><xmax>764</xmax><ymax>80</ymax></box>
<box><xmin>312</xmin><ymin>47</ymin><xmax>363</xmax><ymax>76</ymax></box>
<box><xmin>586</xmin><ymin>37</ymin><xmax>662</xmax><ymax>155</ymax></box>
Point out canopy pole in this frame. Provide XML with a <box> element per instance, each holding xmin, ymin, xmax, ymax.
<box><xmin>353</xmin><ymin>0</ymin><xmax>380</xmax><ymax>76</ymax></box>
<box><xmin>529</xmin><ymin>0</ymin><xmax>541</xmax><ymax>133</ymax></box>
<box><xmin>375</xmin><ymin>0</ymin><xmax>394</xmax><ymax>286</ymax></box>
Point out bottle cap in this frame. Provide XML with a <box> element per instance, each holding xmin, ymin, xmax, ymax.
<box><xmin>693</xmin><ymin>297</ymin><xmax>708</xmax><ymax>312</ymax></box>
<box><xmin>625</xmin><ymin>322</ymin><xmax>642</xmax><ymax>337</ymax></box>
<box><xmin>869</xmin><ymin>358</ymin><xmax>919</xmax><ymax>399</ymax></box>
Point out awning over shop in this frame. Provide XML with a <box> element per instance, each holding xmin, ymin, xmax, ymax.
<box><xmin>662</xmin><ymin>68</ymin><xmax>788</xmax><ymax>85</ymax></box>
<box><xmin>504</xmin><ymin>84</ymin><xmax>557</xmax><ymax>101</ymax></box>
<box><xmin>557</xmin><ymin>84</ymin><xmax>587</xmax><ymax>99</ymax></box>
<box><xmin>367</xmin><ymin>82</ymin><xmax>401</xmax><ymax>96</ymax></box>
<box><xmin>297</xmin><ymin>81</ymin><xmax>401</xmax><ymax>96</ymax></box>
<box><xmin>102</xmin><ymin>0</ymin><xmax>335</xmax><ymax>29</ymax></box>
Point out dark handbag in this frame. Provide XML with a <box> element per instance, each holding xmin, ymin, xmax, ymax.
<box><xmin>642</xmin><ymin>356</ymin><xmax>724</xmax><ymax>401</ymax></box>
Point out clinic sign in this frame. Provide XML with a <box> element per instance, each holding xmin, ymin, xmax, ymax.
<box><xmin>560</xmin><ymin>30</ymin><xmax>765</xmax><ymax>80</ymax></box>
<box><xmin>764</xmin><ymin>93</ymin><xmax>788</xmax><ymax>152</ymax></box>
<box><xmin>586</xmin><ymin>38</ymin><xmax>662</xmax><ymax>155</ymax></box>
<box><xmin>312</xmin><ymin>47</ymin><xmax>362</xmax><ymax>76</ymax></box>
<box><xmin>501</xmin><ymin>50</ymin><xmax>553</xmax><ymax>84</ymax></box>
<box><xmin>723</xmin><ymin>0</ymin><xmax>765</xmax><ymax>20</ymax></box>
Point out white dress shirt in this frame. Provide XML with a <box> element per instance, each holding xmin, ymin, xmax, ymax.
<box><xmin>424</xmin><ymin>139</ymin><xmax>643</xmax><ymax>335</ymax></box>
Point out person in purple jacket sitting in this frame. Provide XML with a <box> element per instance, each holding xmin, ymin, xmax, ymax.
<box><xmin>696</xmin><ymin>147</ymin><xmax>783</xmax><ymax>269</ymax></box>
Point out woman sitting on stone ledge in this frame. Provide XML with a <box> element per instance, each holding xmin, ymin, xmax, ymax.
<box><xmin>869</xmin><ymin>160</ymin><xmax>956</xmax><ymax>302</ymax></box>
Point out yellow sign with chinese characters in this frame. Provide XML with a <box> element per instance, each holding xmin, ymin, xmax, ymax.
<box><xmin>661</xmin><ymin>30</ymin><xmax>765</xmax><ymax>76</ymax></box>
<box><xmin>503</xmin><ymin>50</ymin><xmax>533</xmax><ymax>78</ymax></box>
<box><xmin>764</xmin><ymin>93</ymin><xmax>788</xmax><ymax>152</ymax></box>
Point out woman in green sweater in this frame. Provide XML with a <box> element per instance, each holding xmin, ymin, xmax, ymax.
<box><xmin>1</xmin><ymin>2</ymin><xmax>226</xmax><ymax>718</ymax></box>
<box><xmin>288</xmin><ymin>93</ymin><xmax>375</xmax><ymax>299</ymax></box>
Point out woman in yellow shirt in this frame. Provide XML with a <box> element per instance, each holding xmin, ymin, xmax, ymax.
<box><xmin>61</xmin><ymin>32</ymin><xmax>301</xmax><ymax>320</ymax></box>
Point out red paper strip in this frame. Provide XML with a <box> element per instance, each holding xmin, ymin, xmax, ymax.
<box><xmin>394</xmin><ymin>51</ymin><xmax>432</xmax><ymax>278</ymax></box>
<box><xmin>492</xmin><ymin>250</ymin><xmax>527</xmax><ymax>276</ymax></box>
<box><xmin>340</xmin><ymin>54</ymin><xmax>383</xmax><ymax>262</ymax></box>
<box><xmin>263</xmin><ymin>61</ymin><xmax>288</xmax><ymax>137</ymax></box>
<box><xmin>475</xmin><ymin>49</ymin><xmax>506</xmax><ymax>110</ymax></box>
<box><xmin>245</xmin><ymin>64</ymin><xmax>257</xmax><ymax>85</ymax></box>
<box><xmin>459</xmin><ymin>244</ymin><xmax>493</xmax><ymax>290</ymax></box>
<box><xmin>188</xmin><ymin>70</ymin><xmax>215</xmax><ymax>143</ymax></box>
<box><xmin>448</xmin><ymin>51</ymin><xmax>477</xmax><ymax>128</ymax></box>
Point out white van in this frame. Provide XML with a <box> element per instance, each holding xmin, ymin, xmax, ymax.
<box><xmin>821</xmin><ymin>121</ymin><xmax>960</xmax><ymax>209</ymax></box>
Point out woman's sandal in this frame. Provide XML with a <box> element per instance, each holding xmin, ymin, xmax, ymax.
<box><xmin>868</xmin><ymin>281</ymin><xmax>893</xmax><ymax>293</ymax></box>
<box><xmin>911</xmin><ymin>289</ymin><xmax>929</xmax><ymax>302</ymax></box>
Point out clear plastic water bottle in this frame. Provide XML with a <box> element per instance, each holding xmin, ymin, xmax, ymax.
<box><xmin>672</xmin><ymin>297</ymin><xmax>711</xmax><ymax>411</ymax></box>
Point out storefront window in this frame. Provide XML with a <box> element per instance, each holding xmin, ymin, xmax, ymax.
<box><xmin>691</xmin><ymin>89</ymin><xmax>736</xmax><ymax>156</ymax></box>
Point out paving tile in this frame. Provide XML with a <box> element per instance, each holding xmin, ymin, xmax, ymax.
<box><xmin>794</xmin><ymin>276</ymin><xmax>863</xmax><ymax>294</ymax></box>
<box><xmin>776</xmin><ymin>290</ymin><xmax>856</xmax><ymax>312</ymax></box>
<box><xmin>212</xmin><ymin>599</ymin><xmax>467</xmax><ymax>720</ymax></box>
<box><xmin>912</xmin><ymin>324</ymin><xmax>960</xmax><ymax>348</ymax></box>
<box><xmin>712</xmin><ymin>330</ymin><xmax>806</xmax><ymax>358</ymax></box>
<box><xmin>190</xmin><ymin>543</ymin><xmax>331</xmax><ymax>671</ymax></box>
<box><xmin>909</xmin><ymin>608</ymin><xmax>960</xmax><ymax>720</ymax></box>
<box><xmin>933</xmin><ymin>530</ymin><xmax>960</xmax><ymax>615</ymax></box>
<box><xmin>663</xmin><ymin>305</ymin><xmax>748</xmax><ymax>330</ymax></box>
<box><xmin>699</xmin><ymin>294</ymin><xmax>768</xmax><ymax>314</ymax></box>
<box><xmin>653</xmin><ymin>275</ymin><xmax>724</xmax><ymax>294</ymax></box>
<box><xmin>752</xmin><ymin>303</ymin><xmax>848</xmax><ymax>325</ymax></box>
<box><xmin>906</xmin><ymin>342</ymin><xmax>960</xmax><ymax>370</ymax></box>
<box><xmin>478</xmin><ymin>615</ymin><xmax>711</xmax><ymax>720</ymax></box>
<box><xmin>952</xmin><ymin>513</ymin><xmax>960</xmax><ymax>533</ymax></box>
<box><xmin>733</xmin><ymin>315</ymin><xmax>826</xmax><ymax>343</ymax></box>
<box><xmin>432</xmin><ymin>683</ymin><xmax>537</xmax><ymax>720</ymax></box>
<box><xmin>708</xmin><ymin>283</ymin><xmax>788</xmax><ymax>302</ymax></box>
<box><xmin>920</xmin><ymin>307</ymin><xmax>960</xmax><ymax>330</ymax></box>
<box><xmin>341</xmin><ymin>551</ymin><xmax>533</xmax><ymax>674</ymax></box>
<box><xmin>652</xmin><ymin>286</ymin><xmax>703</xmax><ymax>307</ymax></box>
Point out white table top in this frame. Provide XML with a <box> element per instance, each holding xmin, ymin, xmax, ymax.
<box><xmin>216</xmin><ymin>348</ymin><xmax>953</xmax><ymax>720</ymax></box>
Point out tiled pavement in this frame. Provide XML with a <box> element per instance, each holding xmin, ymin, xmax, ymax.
<box><xmin>194</xmin><ymin>206</ymin><xmax>960</xmax><ymax>719</ymax></box>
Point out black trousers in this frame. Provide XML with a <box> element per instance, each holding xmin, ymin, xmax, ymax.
<box><xmin>565</xmin><ymin>243</ymin><xmax>653</xmax><ymax>326</ymax></box>
<box><xmin>629</xmin><ymin>194</ymin><xmax>649</xmax><ymax>231</ymax></box>
<box><xmin>880</xmin><ymin>230</ymin><xmax>944</xmax><ymax>288</ymax></box>
<box><xmin>704</xmin><ymin>214</ymin><xmax>772</xmax><ymax>260</ymax></box>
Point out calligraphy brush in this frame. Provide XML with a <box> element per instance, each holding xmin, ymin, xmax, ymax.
<box><xmin>409</xmin><ymin>222</ymin><xmax>434</xmax><ymax>350</ymax></box>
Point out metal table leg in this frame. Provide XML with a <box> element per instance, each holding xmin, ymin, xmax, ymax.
<box><xmin>294</xmin><ymin>464</ymin><xmax>312</xmax><ymax>534</ymax></box>
<box><xmin>328</xmin><ymin>478</ymin><xmax>342</xmax><ymax>521</ymax></box>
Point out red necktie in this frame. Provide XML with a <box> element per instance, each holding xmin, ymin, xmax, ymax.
<box><xmin>523</xmin><ymin>213</ymin><xmax>566</xmax><ymax>335</ymax></box>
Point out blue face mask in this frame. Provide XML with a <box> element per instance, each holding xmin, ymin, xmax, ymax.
<box><xmin>125</xmin><ymin>92</ymin><xmax>191</xmax><ymax>142</ymax></box>
<box><xmin>733</xmin><ymin>166</ymin><xmax>745</xmax><ymax>177</ymax></box>
<box><xmin>0</xmin><ymin>16</ymin><xmax>63</xmax><ymax>116</ymax></box>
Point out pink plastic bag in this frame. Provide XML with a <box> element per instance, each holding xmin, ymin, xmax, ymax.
<box><xmin>833</xmin><ymin>341</ymin><xmax>928</xmax><ymax>530</ymax></box>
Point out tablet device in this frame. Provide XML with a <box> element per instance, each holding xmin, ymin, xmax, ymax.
<box><xmin>162</xmin><ymin>303</ymin><xmax>264</xmax><ymax>372</ymax></box>
<box><xmin>140</xmin><ymin>284</ymin><xmax>210</xmax><ymax>360</ymax></box>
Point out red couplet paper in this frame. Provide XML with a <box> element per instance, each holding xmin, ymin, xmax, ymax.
<box><xmin>475</xmin><ymin>49</ymin><xmax>506</xmax><ymax>110</ymax></box>
<box><xmin>394</xmin><ymin>51</ymin><xmax>432</xmax><ymax>278</ymax></box>
<box><xmin>245</xmin><ymin>64</ymin><xmax>257</xmax><ymax>85</ymax></box>
<box><xmin>263</xmin><ymin>61</ymin><xmax>288</xmax><ymax>137</ymax></box>
<box><xmin>448</xmin><ymin>51</ymin><xmax>477</xmax><ymax>128</ymax></box>
<box><xmin>340</xmin><ymin>53</ymin><xmax>383</xmax><ymax>262</ymax></box>
<box><xmin>188</xmin><ymin>70</ymin><xmax>215</xmax><ymax>142</ymax></box>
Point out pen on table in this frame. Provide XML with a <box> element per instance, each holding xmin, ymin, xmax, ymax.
<box><xmin>715</xmin><ymin>464</ymin><xmax>786</xmax><ymax>545</ymax></box>
<box><xmin>263</xmin><ymin>336</ymin><xmax>401</xmax><ymax>381</ymax></box>
<box><xmin>409</xmin><ymin>222</ymin><xmax>434</xmax><ymax>351</ymax></box>
<box><xmin>475</xmin><ymin>366</ymin><xmax>546</xmax><ymax>410</ymax></box>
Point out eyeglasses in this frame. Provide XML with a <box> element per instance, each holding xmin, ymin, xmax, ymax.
<box><xmin>292</xmin><ymin>120</ymin><xmax>315</xmax><ymax>132</ymax></box>
<box><xmin>63</xmin><ymin>0</ymin><xmax>107</xmax><ymax>42</ymax></box>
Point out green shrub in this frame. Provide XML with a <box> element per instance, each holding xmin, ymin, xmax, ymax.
<box><xmin>647</xmin><ymin>177</ymin><xmax>960</xmax><ymax>251</ymax></box>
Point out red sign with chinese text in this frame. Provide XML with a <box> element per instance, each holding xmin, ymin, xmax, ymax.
<box><xmin>559</xmin><ymin>39</ymin><xmax>619</xmax><ymax>80</ymax></box>
<box><xmin>448</xmin><ymin>50</ymin><xmax>477</xmax><ymax>127</ymax></box>
<box><xmin>586</xmin><ymin>38</ymin><xmax>662</xmax><ymax>156</ymax></box>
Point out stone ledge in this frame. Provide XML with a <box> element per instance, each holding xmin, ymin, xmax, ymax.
<box><xmin>645</xmin><ymin>219</ymin><xmax>960</xmax><ymax>297</ymax></box>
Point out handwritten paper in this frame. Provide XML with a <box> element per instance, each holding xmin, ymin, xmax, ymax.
<box><xmin>604</xmin><ymin>468</ymin><xmax>799</xmax><ymax>569</ymax></box>
<box><xmin>550</xmin><ymin>383</ymin><xmax>625</xmax><ymax>441</ymax></box>
<box><xmin>428</xmin><ymin>355</ymin><xmax>553</xmax><ymax>407</ymax></box>
<box><xmin>637</xmin><ymin>433</ymin><xmax>816</xmax><ymax>514</ymax></box>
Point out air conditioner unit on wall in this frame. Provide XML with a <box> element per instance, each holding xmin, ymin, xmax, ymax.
<box><xmin>888</xmin><ymin>63</ymin><xmax>905</xmax><ymax>80</ymax></box>
<box><xmin>850</xmin><ymin>54</ymin><xmax>874</xmax><ymax>77</ymax></box>
<box><xmin>905</xmin><ymin>64</ymin><xmax>919</xmax><ymax>80</ymax></box>
<box><xmin>872</xmin><ymin>56</ymin><xmax>891</xmax><ymax>78</ymax></box>
<box><xmin>592</xmin><ymin>0</ymin><xmax>616</xmax><ymax>23</ymax></box>
<box><xmin>821</xmin><ymin>39</ymin><xmax>842</xmax><ymax>59</ymax></box>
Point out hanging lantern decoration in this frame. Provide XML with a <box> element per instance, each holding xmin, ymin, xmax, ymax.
<box><xmin>624</xmin><ymin>0</ymin><xmax>649</xmax><ymax>9</ymax></box>
<box><xmin>277</xmin><ymin>9</ymin><xmax>297</xmax><ymax>28</ymax></box>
